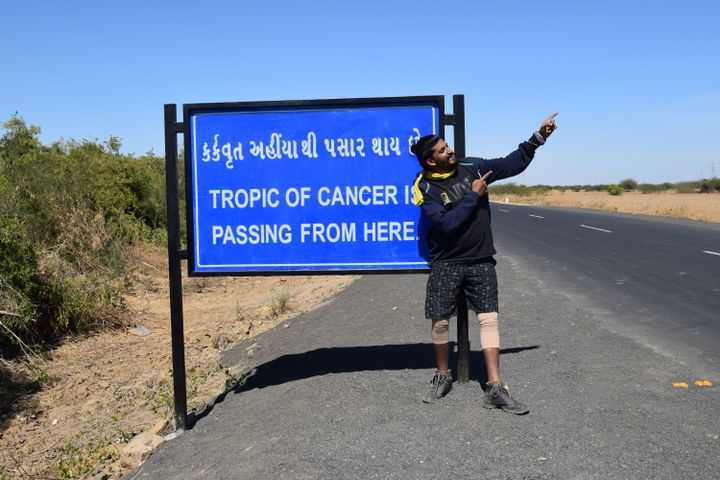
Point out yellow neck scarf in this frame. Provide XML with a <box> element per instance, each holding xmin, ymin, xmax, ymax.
<box><xmin>411</xmin><ymin>170</ymin><xmax>455</xmax><ymax>206</ymax></box>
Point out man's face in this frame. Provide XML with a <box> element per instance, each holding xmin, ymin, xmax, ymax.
<box><xmin>427</xmin><ymin>139</ymin><xmax>456</xmax><ymax>172</ymax></box>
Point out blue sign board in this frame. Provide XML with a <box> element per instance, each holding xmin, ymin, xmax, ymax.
<box><xmin>186</xmin><ymin>98</ymin><xmax>442</xmax><ymax>274</ymax></box>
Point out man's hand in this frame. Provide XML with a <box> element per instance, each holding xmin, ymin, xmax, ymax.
<box><xmin>472</xmin><ymin>170</ymin><xmax>493</xmax><ymax>196</ymax></box>
<box><xmin>538</xmin><ymin>112</ymin><xmax>559</xmax><ymax>139</ymax></box>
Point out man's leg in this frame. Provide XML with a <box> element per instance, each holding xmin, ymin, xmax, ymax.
<box><xmin>464</xmin><ymin>263</ymin><xmax>501</xmax><ymax>383</ymax></box>
<box><xmin>477</xmin><ymin>312</ymin><xmax>501</xmax><ymax>383</ymax></box>
<box><xmin>466</xmin><ymin>263</ymin><xmax>529</xmax><ymax>414</ymax></box>
<box><xmin>423</xmin><ymin>262</ymin><xmax>460</xmax><ymax>403</ymax></box>
<box><xmin>423</xmin><ymin>318</ymin><xmax>453</xmax><ymax>403</ymax></box>
<box><xmin>477</xmin><ymin>311</ymin><xmax>528</xmax><ymax>414</ymax></box>
<box><xmin>431</xmin><ymin>319</ymin><xmax>450</xmax><ymax>375</ymax></box>
<box><xmin>483</xmin><ymin>348</ymin><xmax>501</xmax><ymax>383</ymax></box>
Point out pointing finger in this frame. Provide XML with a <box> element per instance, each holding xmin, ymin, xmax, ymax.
<box><xmin>481</xmin><ymin>170</ymin><xmax>493</xmax><ymax>181</ymax></box>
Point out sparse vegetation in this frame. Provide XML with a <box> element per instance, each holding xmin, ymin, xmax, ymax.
<box><xmin>145</xmin><ymin>375</ymin><xmax>174</xmax><ymax>416</ymax></box>
<box><xmin>54</xmin><ymin>437</ymin><xmax>119</xmax><ymax>480</ymax></box>
<box><xmin>270</xmin><ymin>289</ymin><xmax>292</xmax><ymax>318</ymax></box>
<box><xmin>235</xmin><ymin>300</ymin><xmax>246</xmax><ymax>323</ymax></box>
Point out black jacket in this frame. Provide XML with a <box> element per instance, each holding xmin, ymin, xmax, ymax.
<box><xmin>418</xmin><ymin>140</ymin><xmax>539</xmax><ymax>263</ymax></box>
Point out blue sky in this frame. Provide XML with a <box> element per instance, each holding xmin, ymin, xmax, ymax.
<box><xmin>2</xmin><ymin>0</ymin><xmax>719</xmax><ymax>185</ymax></box>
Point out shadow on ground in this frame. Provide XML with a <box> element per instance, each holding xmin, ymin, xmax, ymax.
<box><xmin>189</xmin><ymin>343</ymin><xmax>539</xmax><ymax>428</ymax></box>
<box><xmin>0</xmin><ymin>362</ymin><xmax>42</xmax><ymax>432</ymax></box>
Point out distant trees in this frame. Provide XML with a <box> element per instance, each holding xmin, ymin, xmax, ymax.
<box><xmin>486</xmin><ymin>182</ymin><xmax>548</xmax><ymax>196</ymax></box>
<box><xmin>699</xmin><ymin>178</ymin><xmax>720</xmax><ymax>193</ymax></box>
<box><xmin>489</xmin><ymin>178</ymin><xmax>719</xmax><ymax>196</ymax></box>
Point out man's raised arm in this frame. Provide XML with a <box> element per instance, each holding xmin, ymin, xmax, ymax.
<box><xmin>469</xmin><ymin>112</ymin><xmax>559</xmax><ymax>183</ymax></box>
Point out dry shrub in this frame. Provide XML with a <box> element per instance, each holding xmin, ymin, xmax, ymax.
<box><xmin>269</xmin><ymin>289</ymin><xmax>292</xmax><ymax>318</ymax></box>
<box><xmin>0</xmin><ymin>207</ymin><xmax>129</xmax><ymax>349</ymax></box>
<box><xmin>52</xmin><ymin>208</ymin><xmax>117</xmax><ymax>275</ymax></box>
<box><xmin>37</xmin><ymin>259</ymin><xmax>127</xmax><ymax>336</ymax></box>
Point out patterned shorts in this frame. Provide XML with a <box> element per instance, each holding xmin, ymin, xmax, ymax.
<box><xmin>425</xmin><ymin>260</ymin><xmax>499</xmax><ymax>320</ymax></box>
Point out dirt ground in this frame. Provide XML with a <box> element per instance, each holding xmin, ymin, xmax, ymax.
<box><xmin>0</xmin><ymin>248</ymin><xmax>356</xmax><ymax>479</ymax></box>
<box><xmin>496</xmin><ymin>190</ymin><xmax>720</xmax><ymax>223</ymax></box>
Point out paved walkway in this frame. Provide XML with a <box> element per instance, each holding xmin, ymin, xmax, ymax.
<box><xmin>129</xmin><ymin>254</ymin><xmax>719</xmax><ymax>480</ymax></box>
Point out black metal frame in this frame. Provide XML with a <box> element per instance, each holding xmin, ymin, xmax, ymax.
<box><xmin>164</xmin><ymin>95</ymin><xmax>467</xmax><ymax>431</ymax></box>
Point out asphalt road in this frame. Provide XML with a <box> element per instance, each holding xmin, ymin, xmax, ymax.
<box><xmin>491</xmin><ymin>202</ymin><xmax>720</xmax><ymax>375</ymax></box>
<box><xmin>128</xmin><ymin>206</ymin><xmax>720</xmax><ymax>479</ymax></box>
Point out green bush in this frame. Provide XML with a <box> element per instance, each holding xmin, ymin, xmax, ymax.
<box><xmin>0</xmin><ymin>115</ymin><xmax>168</xmax><ymax>351</ymax></box>
<box><xmin>620</xmin><ymin>178</ymin><xmax>638</xmax><ymax>191</ymax></box>
<box><xmin>607</xmin><ymin>184</ymin><xmax>623</xmax><ymax>196</ymax></box>
<box><xmin>699</xmin><ymin>178</ymin><xmax>720</xmax><ymax>193</ymax></box>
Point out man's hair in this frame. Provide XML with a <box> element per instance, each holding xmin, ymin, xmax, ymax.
<box><xmin>410</xmin><ymin>134</ymin><xmax>441</xmax><ymax>169</ymax></box>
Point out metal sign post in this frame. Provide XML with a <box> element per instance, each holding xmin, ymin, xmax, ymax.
<box><xmin>449</xmin><ymin>95</ymin><xmax>470</xmax><ymax>383</ymax></box>
<box><xmin>164</xmin><ymin>104</ymin><xmax>188</xmax><ymax>430</ymax></box>
<box><xmin>163</xmin><ymin>95</ymin><xmax>468</xmax><ymax>429</ymax></box>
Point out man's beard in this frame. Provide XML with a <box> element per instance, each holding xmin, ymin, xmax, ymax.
<box><xmin>437</xmin><ymin>156</ymin><xmax>457</xmax><ymax>172</ymax></box>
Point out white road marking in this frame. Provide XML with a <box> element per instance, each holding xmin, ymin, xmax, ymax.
<box><xmin>580</xmin><ymin>224</ymin><xmax>613</xmax><ymax>234</ymax></box>
<box><xmin>498</xmin><ymin>208</ymin><xmax>510</xmax><ymax>213</ymax></box>
<box><xmin>529</xmin><ymin>214</ymin><xmax>545</xmax><ymax>219</ymax></box>
<box><xmin>703</xmin><ymin>250</ymin><xmax>720</xmax><ymax>257</ymax></box>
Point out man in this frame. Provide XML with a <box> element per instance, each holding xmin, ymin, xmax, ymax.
<box><xmin>411</xmin><ymin>113</ymin><xmax>558</xmax><ymax>414</ymax></box>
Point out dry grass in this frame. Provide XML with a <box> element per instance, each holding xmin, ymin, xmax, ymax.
<box><xmin>496</xmin><ymin>190</ymin><xmax>720</xmax><ymax>223</ymax></box>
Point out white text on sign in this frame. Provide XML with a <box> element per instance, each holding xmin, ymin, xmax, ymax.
<box><xmin>211</xmin><ymin>221</ymin><xmax>418</xmax><ymax>245</ymax></box>
<box><xmin>208</xmin><ymin>185</ymin><xmax>405</xmax><ymax>209</ymax></box>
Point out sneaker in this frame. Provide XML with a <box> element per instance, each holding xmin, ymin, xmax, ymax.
<box><xmin>483</xmin><ymin>382</ymin><xmax>529</xmax><ymax>415</ymax></box>
<box><xmin>422</xmin><ymin>370</ymin><xmax>453</xmax><ymax>403</ymax></box>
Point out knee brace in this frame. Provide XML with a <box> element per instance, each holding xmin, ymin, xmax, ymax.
<box><xmin>477</xmin><ymin>312</ymin><xmax>500</xmax><ymax>350</ymax></box>
<box><xmin>431</xmin><ymin>319</ymin><xmax>450</xmax><ymax>345</ymax></box>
